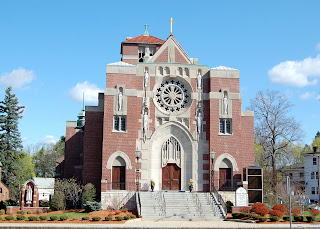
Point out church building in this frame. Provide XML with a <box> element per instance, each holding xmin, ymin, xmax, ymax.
<box><xmin>63</xmin><ymin>22</ymin><xmax>255</xmax><ymax>205</ymax></box>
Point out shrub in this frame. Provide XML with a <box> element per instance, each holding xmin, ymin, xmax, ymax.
<box><xmin>0</xmin><ymin>209</ymin><xmax>4</xmax><ymax>215</ymax></box>
<box><xmin>124</xmin><ymin>215</ymin><xmax>130</xmax><ymax>220</ymax></box>
<box><xmin>129</xmin><ymin>214</ymin><xmax>136</xmax><ymax>218</ymax></box>
<box><xmin>240</xmin><ymin>207</ymin><xmax>251</xmax><ymax>213</ymax></box>
<box><xmin>16</xmin><ymin>215</ymin><xmax>25</xmax><ymax>220</ymax></box>
<box><xmin>37</xmin><ymin>209</ymin><xmax>43</xmax><ymax>214</ymax></box>
<box><xmin>27</xmin><ymin>210</ymin><xmax>32</xmax><ymax>214</ymax></box>
<box><xmin>291</xmin><ymin>208</ymin><xmax>301</xmax><ymax>216</ymax></box>
<box><xmin>105</xmin><ymin>216</ymin><xmax>112</xmax><ymax>221</ymax></box>
<box><xmin>306</xmin><ymin>216</ymin><xmax>315</xmax><ymax>222</ymax></box>
<box><xmin>60</xmin><ymin>215</ymin><xmax>68</xmax><ymax>221</ymax></box>
<box><xmin>294</xmin><ymin>215</ymin><xmax>303</xmax><ymax>222</ymax></box>
<box><xmin>17</xmin><ymin>210</ymin><xmax>22</xmax><ymax>214</ymax></box>
<box><xmin>5</xmin><ymin>215</ymin><xmax>14</xmax><ymax>220</ymax></box>
<box><xmin>226</xmin><ymin>201</ymin><xmax>234</xmax><ymax>213</ymax></box>
<box><xmin>72</xmin><ymin>217</ymin><xmax>78</xmax><ymax>220</ymax></box>
<box><xmin>251</xmin><ymin>203</ymin><xmax>266</xmax><ymax>212</ymax></box>
<box><xmin>232</xmin><ymin>213</ymin><xmax>241</xmax><ymax>219</ymax></box>
<box><xmin>269</xmin><ymin>216</ymin><xmax>280</xmax><ymax>221</ymax></box>
<box><xmin>47</xmin><ymin>209</ymin><xmax>52</xmax><ymax>213</ymax></box>
<box><xmin>6</xmin><ymin>211</ymin><xmax>12</xmax><ymax>215</ymax></box>
<box><xmin>115</xmin><ymin>216</ymin><xmax>123</xmax><ymax>221</ymax></box>
<box><xmin>269</xmin><ymin>210</ymin><xmax>284</xmax><ymax>218</ymax></box>
<box><xmin>282</xmin><ymin>216</ymin><xmax>290</xmax><ymax>221</ymax></box>
<box><xmin>92</xmin><ymin>216</ymin><xmax>101</xmax><ymax>221</ymax></box>
<box><xmin>28</xmin><ymin>216</ymin><xmax>38</xmax><ymax>221</ymax></box>
<box><xmin>251</xmin><ymin>214</ymin><xmax>261</xmax><ymax>220</ymax></box>
<box><xmin>259</xmin><ymin>217</ymin><xmax>267</xmax><ymax>222</ymax></box>
<box><xmin>39</xmin><ymin>216</ymin><xmax>47</xmax><ymax>220</ymax></box>
<box><xmin>254</xmin><ymin>207</ymin><xmax>269</xmax><ymax>216</ymax></box>
<box><xmin>82</xmin><ymin>183</ymin><xmax>96</xmax><ymax>203</ymax></box>
<box><xmin>272</xmin><ymin>204</ymin><xmax>287</xmax><ymax>213</ymax></box>
<box><xmin>83</xmin><ymin>201</ymin><xmax>101</xmax><ymax>212</ymax></box>
<box><xmin>50</xmin><ymin>215</ymin><xmax>58</xmax><ymax>221</ymax></box>
<box><xmin>309</xmin><ymin>209</ymin><xmax>320</xmax><ymax>216</ymax></box>
<box><xmin>115</xmin><ymin>210</ymin><xmax>121</xmax><ymax>215</ymax></box>
<box><xmin>82</xmin><ymin>216</ymin><xmax>89</xmax><ymax>220</ymax></box>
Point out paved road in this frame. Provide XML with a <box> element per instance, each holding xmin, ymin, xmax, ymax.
<box><xmin>1</xmin><ymin>219</ymin><xmax>320</xmax><ymax>228</ymax></box>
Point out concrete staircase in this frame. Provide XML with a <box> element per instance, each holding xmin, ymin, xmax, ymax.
<box><xmin>138</xmin><ymin>191</ymin><xmax>225</xmax><ymax>221</ymax></box>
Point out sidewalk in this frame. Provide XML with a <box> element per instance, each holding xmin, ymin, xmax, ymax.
<box><xmin>1</xmin><ymin>219</ymin><xmax>320</xmax><ymax>228</ymax></box>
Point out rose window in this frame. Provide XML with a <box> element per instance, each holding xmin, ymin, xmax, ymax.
<box><xmin>155</xmin><ymin>79</ymin><xmax>190</xmax><ymax>114</ymax></box>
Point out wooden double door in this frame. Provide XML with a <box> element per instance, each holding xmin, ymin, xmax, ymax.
<box><xmin>162</xmin><ymin>163</ymin><xmax>181</xmax><ymax>190</ymax></box>
<box><xmin>112</xmin><ymin>166</ymin><xmax>125</xmax><ymax>190</ymax></box>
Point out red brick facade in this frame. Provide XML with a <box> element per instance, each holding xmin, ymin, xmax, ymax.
<box><xmin>62</xmin><ymin>32</ymin><xmax>254</xmax><ymax>199</ymax></box>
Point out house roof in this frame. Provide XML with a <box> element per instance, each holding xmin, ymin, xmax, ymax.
<box><xmin>123</xmin><ymin>35</ymin><xmax>165</xmax><ymax>44</ymax></box>
<box><xmin>33</xmin><ymin>178</ymin><xmax>54</xmax><ymax>189</ymax></box>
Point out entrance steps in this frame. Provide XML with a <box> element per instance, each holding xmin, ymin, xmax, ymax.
<box><xmin>138</xmin><ymin>191</ymin><xmax>225</xmax><ymax>221</ymax></box>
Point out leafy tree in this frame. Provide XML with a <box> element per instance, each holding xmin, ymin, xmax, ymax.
<box><xmin>53</xmin><ymin>178</ymin><xmax>82</xmax><ymax>210</ymax></box>
<box><xmin>31</xmin><ymin>136</ymin><xmax>65</xmax><ymax>177</ymax></box>
<box><xmin>0</xmin><ymin>87</ymin><xmax>25</xmax><ymax>199</ymax></box>
<box><xmin>249</xmin><ymin>90</ymin><xmax>303</xmax><ymax>196</ymax></box>
<box><xmin>82</xmin><ymin>183</ymin><xmax>96</xmax><ymax>204</ymax></box>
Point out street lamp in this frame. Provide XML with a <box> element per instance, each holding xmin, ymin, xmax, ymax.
<box><xmin>210</xmin><ymin>151</ymin><xmax>216</xmax><ymax>192</ymax></box>
<box><xmin>135</xmin><ymin>150</ymin><xmax>141</xmax><ymax>192</ymax></box>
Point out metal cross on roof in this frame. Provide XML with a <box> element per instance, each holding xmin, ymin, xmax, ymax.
<box><xmin>169</xmin><ymin>17</ymin><xmax>175</xmax><ymax>34</ymax></box>
<box><xmin>143</xmin><ymin>23</ymin><xmax>150</xmax><ymax>36</ymax></box>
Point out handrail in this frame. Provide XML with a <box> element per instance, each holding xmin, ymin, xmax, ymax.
<box><xmin>211</xmin><ymin>185</ymin><xmax>227</xmax><ymax>217</ymax></box>
<box><xmin>192</xmin><ymin>193</ymin><xmax>203</xmax><ymax>219</ymax></box>
<box><xmin>118</xmin><ymin>191</ymin><xmax>134</xmax><ymax>210</ymax></box>
<box><xmin>135</xmin><ymin>192</ymin><xmax>141</xmax><ymax>217</ymax></box>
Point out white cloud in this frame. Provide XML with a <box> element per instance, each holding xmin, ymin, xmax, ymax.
<box><xmin>268</xmin><ymin>55</ymin><xmax>320</xmax><ymax>87</ymax></box>
<box><xmin>69</xmin><ymin>81</ymin><xmax>102</xmax><ymax>104</ymax></box>
<box><xmin>38</xmin><ymin>136</ymin><xmax>58</xmax><ymax>145</ymax></box>
<box><xmin>22</xmin><ymin>137</ymin><xmax>30</xmax><ymax>143</ymax></box>
<box><xmin>316</xmin><ymin>43</ymin><xmax>320</xmax><ymax>51</ymax></box>
<box><xmin>0</xmin><ymin>68</ymin><xmax>36</xmax><ymax>89</ymax></box>
<box><xmin>300</xmin><ymin>91</ymin><xmax>316</xmax><ymax>100</ymax></box>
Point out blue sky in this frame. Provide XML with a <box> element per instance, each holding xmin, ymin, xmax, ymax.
<box><xmin>0</xmin><ymin>0</ymin><xmax>320</xmax><ymax>148</ymax></box>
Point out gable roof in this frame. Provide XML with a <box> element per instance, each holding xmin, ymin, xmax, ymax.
<box><xmin>152</xmin><ymin>35</ymin><xmax>191</xmax><ymax>64</ymax></box>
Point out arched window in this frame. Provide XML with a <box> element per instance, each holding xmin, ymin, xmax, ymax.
<box><xmin>161</xmin><ymin>137</ymin><xmax>181</xmax><ymax>168</ymax></box>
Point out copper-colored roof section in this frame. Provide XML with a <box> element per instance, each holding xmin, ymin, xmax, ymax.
<box><xmin>123</xmin><ymin>35</ymin><xmax>165</xmax><ymax>44</ymax></box>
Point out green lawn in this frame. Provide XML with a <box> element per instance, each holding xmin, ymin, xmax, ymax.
<box><xmin>46</xmin><ymin>212</ymin><xmax>88</xmax><ymax>219</ymax></box>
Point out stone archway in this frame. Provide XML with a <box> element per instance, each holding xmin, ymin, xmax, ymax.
<box><xmin>150</xmin><ymin>122</ymin><xmax>194</xmax><ymax>191</ymax></box>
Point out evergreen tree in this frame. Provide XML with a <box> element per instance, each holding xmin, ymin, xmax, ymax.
<box><xmin>0</xmin><ymin>87</ymin><xmax>25</xmax><ymax>197</ymax></box>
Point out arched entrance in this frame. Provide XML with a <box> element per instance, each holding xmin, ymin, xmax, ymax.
<box><xmin>219</xmin><ymin>158</ymin><xmax>233</xmax><ymax>191</ymax></box>
<box><xmin>161</xmin><ymin>136</ymin><xmax>181</xmax><ymax>190</ymax></box>
<box><xmin>112</xmin><ymin>156</ymin><xmax>126</xmax><ymax>190</ymax></box>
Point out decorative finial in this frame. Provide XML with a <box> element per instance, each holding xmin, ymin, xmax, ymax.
<box><xmin>143</xmin><ymin>22</ymin><xmax>150</xmax><ymax>36</ymax></box>
<box><xmin>168</xmin><ymin>17</ymin><xmax>175</xmax><ymax>34</ymax></box>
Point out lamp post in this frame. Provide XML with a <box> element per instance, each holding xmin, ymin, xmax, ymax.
<box><xmin>135</xmin><ymin>150</ymin><xmax>141</xmax><ymax>192</ymax></box>
<box><xmin>210</xmin><ymin>151</ymin><xmax>216</xmax><ymax>192</ymax></box>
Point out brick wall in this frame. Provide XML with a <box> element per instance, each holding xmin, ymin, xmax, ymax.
<box><xmin>154</xmin><ymin>47</ymin><xmax>168</xmax><ymax>62</ymax></box>
<box><xmin>82</xmin><ymin>111</ymin><xmax>104</xmax><ymax>197</ymax></box>
<box><xmin>175</xmin><ymin>48</ymin><xmax>189</xmax><ymax>64</ymax></box>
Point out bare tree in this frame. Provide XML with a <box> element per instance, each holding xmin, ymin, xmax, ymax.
<box><xmin>249</xmin><ymin>90</ymin><xmax>303</xmax><ymax>196</ymax></box>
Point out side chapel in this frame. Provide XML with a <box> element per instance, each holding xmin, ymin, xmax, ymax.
<box><xmin>63</xmin><ymin>21</ymin><xmax>255</xmax><ymax>205</ymax></box>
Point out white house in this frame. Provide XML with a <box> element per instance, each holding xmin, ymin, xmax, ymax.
<box><xmin>304</xmin><ymin>147</ymin><xmax>320</xmax><ymax>203</ymax></box>
<box><xmin>24</xmin><ymin>178</ymin><xmax>54</xmax><ymax>202</ymax></box>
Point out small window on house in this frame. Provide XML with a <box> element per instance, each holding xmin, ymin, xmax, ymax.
<box><xmin>289</xmin><ymin>173</ymin><xmax>293</xmax><ymax>179</ymax></box>
<box><xmin>159</xmin><ymin>67</ymin><xmax>163</xmax><ymax>75</ymax></box>
<box><xmin>312</xmin><ymin>187</ymin><xmax>316</xmax><ymax>195</ymax></box>
<box><xmin>114</xmin><ymin>116</ymin><xmax>126</xmax><ymax>132</ymax></box>
<box><xmin>165</xmin><ymin>67</ymin><xmax>170</xmax><ymax>75</ymax></box>
<box><xmin>300</xmin><ymin>172</ymin><xmax>304</xmax><ymax>178</ymax></box>
<box><xmin>149</xmin><ymin>47</ymin><xmax>156</xmax><ymax>56</ymax></box>
<box><xmin>184</xmin><ymin>68</ymin><xmax>189</xmax><ymax>76</ymax></box>
<box><xmin>220</xmin><ymin>119</ymin><xmax>232</xmax><ymax>134</ymax></box>
<box><xmin>178</xmin><ymin>67</ymin><xmax>183</xmax><ymax>76</ymax></box>
<box><xmin>311</xmin><ymin>172</ymin><xmax>315</xmax><ymax>179</ymax></box>
<box><xmin>313</xmin><ymin>158</ymin><xmax>317</xmax><ymax>165</ymax></box>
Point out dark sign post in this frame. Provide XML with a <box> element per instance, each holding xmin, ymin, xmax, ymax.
<box><xmin>287</xmin><ymin>176</ymin><xmax>292</xmax><ymax>229</ymax></box>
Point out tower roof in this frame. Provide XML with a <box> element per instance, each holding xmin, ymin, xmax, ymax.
<box><xmin>122</xmin><ymin>35</ymin><xmax>165</xmax><ymax>45</ymax></box>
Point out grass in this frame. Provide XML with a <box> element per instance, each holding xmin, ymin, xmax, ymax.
<box><xmin>46</xmin><ymin>212</ymin><xmax>88</xmax><ymax>219</ymax></box>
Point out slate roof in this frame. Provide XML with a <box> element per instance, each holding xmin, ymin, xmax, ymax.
<box><xmin>211</xmin><ymin>66</ymin><xmax>238</xmax><ymax>71</ymax></box>
<box><xmin>33</xmin><ymin>178</ymin><xmax>54</xmax><ymax>189</ymax></box>
<box><xmin>123</xmin><ymin>35</ymin><xmax>165</xmax><ymax>44</ymax></box>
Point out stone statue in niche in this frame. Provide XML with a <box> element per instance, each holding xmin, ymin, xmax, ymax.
<box><xmin>197</xmin><ymin>71</ymin><xmax>202</xmax><ymax>90</ymax></box>
<box><xmin>223</xmin><ymin>92</ymin><xmax>228</xmax><ymax>114</ymax></box>
<box><xmin>143</xmin><ymin>112</ymin><xmax>149</xmax><ymax>132</ymax></box>
<box><xmin>144</xmin><ymin>69</ymin><xmax>149</xmax><ymax>88</ymax></box>
<box><xmin>26</xmin><ymin>185</ymin><xmax>32</xmax><ymax>205</ymax></box>
<box><xmin>197</xmin><ymin>112</ymin><xmax>202</xmax><ymax>134</ymax></box>
<box><xmin>118</xmin><ymin>91</ymin><xmax>123</xmax><ymax>111</ymax></box>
